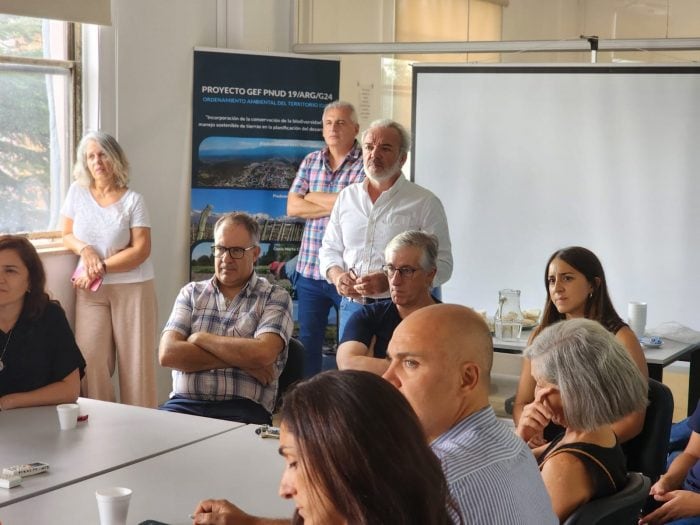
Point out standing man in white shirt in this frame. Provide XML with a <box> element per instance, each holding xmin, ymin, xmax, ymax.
<box><xmin>319</xmin><ymin>119</ymin><xmax>452</xmax><ymax>338</ymax></box>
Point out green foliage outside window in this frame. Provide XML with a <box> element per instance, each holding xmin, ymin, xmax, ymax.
<box><xmin>0</xmin><ymin>15</ymin><xmax>71</xmax><ymax>234</ymax></box>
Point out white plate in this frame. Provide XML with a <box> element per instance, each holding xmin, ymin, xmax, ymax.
<box><xmin>521</xmin><ymin>319</ymin><xmax>538</xmax><ymax>330</ymax></box>
<box><xmin>640</xmin><ymin>337</ymin><xmax>663</xmax><ymax>349</ymax></box>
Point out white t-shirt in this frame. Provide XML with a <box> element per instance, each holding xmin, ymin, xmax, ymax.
<box><xmin>61</xmin><ymin>182</ymin><xmax>155</xmax><ymax>284</ymax></box>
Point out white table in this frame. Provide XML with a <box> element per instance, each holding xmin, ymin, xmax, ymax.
<box><xmin>0</xmin><ymin>425</ymin><xmax>293</xmax><ymax>524</ymax></box>
<box><xmin>493</xmin><ymin>332</ymin><xmax>700</xmax><ymax>416</ymax></box>
<box><xmin>0</xmin><ymin>398</ymin><xmax>242</xmax><ymax>507</ymax></box>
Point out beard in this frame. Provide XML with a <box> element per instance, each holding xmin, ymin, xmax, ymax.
<box><xmin>364</xmin><ymin>156</ymin><xmax>403</xmax><ymax>182</ymax></box>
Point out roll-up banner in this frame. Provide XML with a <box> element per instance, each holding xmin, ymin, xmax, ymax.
<box><xmin>190</xmin><ymin>48</ymin><xmax>340</xmax><ymax>298</ymax></box>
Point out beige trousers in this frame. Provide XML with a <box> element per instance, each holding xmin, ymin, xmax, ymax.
<box><xmin>76</xmin><ymin>279</ymin><xmax>158</xmax><ymax>408</ymax></box>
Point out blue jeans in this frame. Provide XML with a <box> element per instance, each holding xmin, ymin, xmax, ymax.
<box><xmin>668</xmin><ymin>418</ymin><xmax>693</xmax><ymax>470</ymax></box>
<box><xmin>666</xmin><ymin>518</ymin><xmax>700</xmax><ymax>525</ymax></box>
<box><xmin>295</xmin><ymin>275</ymin><xmax>341</xmax><ymax>377</ymax></box>
<box><xmin>159</xmin><ymin>395</ymin><xmax>271</xmax><ymax>424</ymax></box>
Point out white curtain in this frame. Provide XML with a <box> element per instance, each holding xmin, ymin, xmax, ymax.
<box><xmin>0</xmin><ymin>0</ymin><xmax>111</xmax><ymax>26</ymax></box>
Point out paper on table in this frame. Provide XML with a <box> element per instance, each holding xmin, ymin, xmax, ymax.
<box><xmin>649</xmin><ymin>322</ymin><xmax>700</xmax><ymax>345</ymax></box>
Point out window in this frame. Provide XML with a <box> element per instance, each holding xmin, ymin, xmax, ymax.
<box><xmin>0</xmin><ymin>14</ymin><xmax>79</xmax><ymax>235</ymax></box>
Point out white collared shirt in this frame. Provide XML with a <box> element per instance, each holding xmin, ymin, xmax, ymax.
<box><xmin>319</xmin><ymin>175</ymin><xmax>453</xmax><ymax>296</ymax></box>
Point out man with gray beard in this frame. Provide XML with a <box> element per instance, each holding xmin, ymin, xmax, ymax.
<box><xmin>318</xmin><ymin>119</ymin><xmax>453</xmax><ymax>339</ymax></box>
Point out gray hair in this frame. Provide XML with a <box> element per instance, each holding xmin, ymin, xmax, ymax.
<box><xmin>524</xmin><ymin>318</ymin><xmax>647</xmax><ymax>432</ymax></box>
<box><xmin>362</xmin><ymin>119</ymin><xmax>411</xmax><ymax>155</ymax></box>
<box><xmin>385</xmin><ymin>230</ymin><xmax>438</xmax><ymax>272</ymax></box>
<box><xmin>73</xmin><ymin>131</ymin><xmax>130</xmax><ymax>188</ymax></box>
<box><xmin>213</xmin><ymin>212</ymin><xmax>260</xmax><ymax>244</ymax></box>
<box><xmin>323</xmin><ymin>100</ymin><xmax>358</xmax><ymax>124</ymax></box>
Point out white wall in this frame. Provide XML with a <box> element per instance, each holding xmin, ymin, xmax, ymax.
<box><xmin>112</xmin><ymin>0</ymin><xmax>218</xmax><ymax>402</ymax></box>
<box><xmin>297</xmin><ymin>0</ymin><xmax>394</xmax><ymax>129</ymax></box>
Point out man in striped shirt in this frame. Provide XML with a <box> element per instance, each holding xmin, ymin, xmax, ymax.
<box><xmin>384</xmin><ymin>304</ymin><xmax>558</xmax><ymax>524</ymax></box>
<box><xmin>159</xmin><ymin>212</ymin><xmax>293</xmax><ymax>424</ymax></box>
<box><xmin>191</xmin><ymin>303</ymin><xmax>557</xmax><ymax>524</ymax></box>
<box><xmin>287</xmin><ymin>101</ymin><xmax>364</xmax><ymax>377</ymax></box>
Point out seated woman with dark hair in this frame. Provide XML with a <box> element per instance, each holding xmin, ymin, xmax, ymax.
<box><xmin>0</xmin><ymin>235</ymin><xmax>86</xmax><ymax>410</ymax></box>
<box><xmin>193</xmin><ymin>369</ymin><xmax>457</xmax><ymax>525</ymax></box>
<box><xmin>516</xmin><ymin>318</ymin><xmax>648</xmax><ymax>521</ymax></box>
<box><xmin>513</xmin><ymin>246</ymin><xmax>648</xmax><ymax>445</ymax></box>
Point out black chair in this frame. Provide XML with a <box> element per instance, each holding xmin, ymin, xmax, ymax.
<box><xmin>622</xmin><ymin>378</ymin><xmax>674</xmax><ymax>483</ymax></box>
<box><xmin>563</xmin><ymin>472</ymin><xmax>651</xmax><ymax>525</ymax></box>
<box><xmin>275</xmin><ymin>337</ymin><xmax>304</xmax><ymax>411</ymax></box>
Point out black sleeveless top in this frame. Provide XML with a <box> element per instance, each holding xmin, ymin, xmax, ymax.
<box><xmin>537</xmin><ymin>433</ymin><xmax>628</xmax><ymax>499</ymax></box>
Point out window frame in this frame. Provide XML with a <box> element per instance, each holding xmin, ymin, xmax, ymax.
<box><xmin>0</xmin><ymin>18</ymin><xmax>81</xmax><ymax>241</ymax></box>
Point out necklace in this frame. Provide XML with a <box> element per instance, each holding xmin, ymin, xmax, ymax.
<box><xmin>0</xmin><ymin>328</ymin><xmax>14</xmax><ymax>373</ymax></box>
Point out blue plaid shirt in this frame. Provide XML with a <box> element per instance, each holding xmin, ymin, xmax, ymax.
<box><xmin>289</xmin><ymin>142</ymin><xmax>364</xmax><ymax>280</ymax></box>
<box><xmin>163</xmin><ymin>273</ymin><xmax>293</xmax><ymax>413</ymax></box>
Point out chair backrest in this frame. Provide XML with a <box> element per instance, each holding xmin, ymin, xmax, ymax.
<box><xmin>622</xmin><ymin>378</ymin><xmax>674</xmax><ymax>482</ymax></box>
<box><xmin>563</xmin><ymin>472</ymin><xmax>651</xmax><ymax>525</ymax></box>
<box><xmin>276</xmin><ymin>337</ymin><xmax>305</xmax><ymax>410</ymax></box>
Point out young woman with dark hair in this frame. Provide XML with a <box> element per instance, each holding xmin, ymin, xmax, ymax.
<box><xmin>0</xmin><ymin>235</ymin><xmax>85</xmax><ymax>410</ymax></box>
<box><xmin>513</xmin><ymin>246</ymin><xmax>648</xmax><ymax>445</ymax></box>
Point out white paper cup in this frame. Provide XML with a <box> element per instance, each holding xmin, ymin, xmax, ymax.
<box><xmin>95</xmin><ymin>487</ymin><xmax>132</xmax><ymax>525</ymax></box>
<box><xmin>628</xmin><ymin>301</ymin><xmax>647</xmax><ymax>338</ymax></box>
<box><xmin>56</xmin><ymin>403</ymin><xmax>80</xmax><ymax>430</ymax></box>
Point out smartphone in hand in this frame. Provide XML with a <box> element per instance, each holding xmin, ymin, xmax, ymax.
<box><xmin>71</xmin><ymin>263</ymin><xmax>103</xmax><ymax>292</ymax></box>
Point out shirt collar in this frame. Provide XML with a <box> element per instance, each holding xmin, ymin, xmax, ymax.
<box><xmin>431</xmin><ymin>405</ymin><xmax>495</xmax><ymax>446</ymax></box>
<box><xmin>210</xmin><ymin>271</ymin><xmax>258</xmax><ymax>299</ymax></box>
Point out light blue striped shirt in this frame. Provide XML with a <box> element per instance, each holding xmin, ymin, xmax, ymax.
<box><xmin>431</xmin><ymin>406</ymin><xmax>557</xmax><ymax>525</ymax></box>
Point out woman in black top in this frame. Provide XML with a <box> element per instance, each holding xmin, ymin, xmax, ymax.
<box><xmin>516</xmin><ymin>318</ymin><xmax>647</xmax><ymax>521</ymax></box>
<box><xmin>0</xmin><ymin>235</ymin><xmax>85</xmax><ymax>410</ymax></box>
<box><xmin>513</xmin><ymin>246</ymin><xmax>648</xmax><ymax>445</ymax></box>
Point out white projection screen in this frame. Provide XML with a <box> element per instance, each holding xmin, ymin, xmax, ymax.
<box><xmin>412</xmin><ymin>64</ymin><xmax>700</xmax><ymax>329</ymax></box>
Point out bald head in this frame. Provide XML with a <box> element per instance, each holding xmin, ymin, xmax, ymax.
<box><xmin>395</xmin><ymin>304</ymin><xmax>493</xmax><ymax>376</ymax></box>
<box><xmin>384</xmin><ymin>304</ymin><xmax>494</xmax><ymax>439</ymax></box>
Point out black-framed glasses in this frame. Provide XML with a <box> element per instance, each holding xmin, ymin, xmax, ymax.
<box><xmin>211</xmin><ymin>245</ymin><xmax>256</xmax><ymax>259</ymax></box>
<box><xmin>381</xmin><ymin>264</ymin><xmax>421</xmax><ymax>279</ymax></box>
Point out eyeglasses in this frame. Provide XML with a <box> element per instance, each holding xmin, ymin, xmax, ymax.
<box><xmin>211</xmin><ymin>245</ymin><xmax>256</xmax><ymax>259</ymax></box>
<box><xmin>381</xmin><ymin>264</ymin><xmax>422</xmax><ymax>279</ymax></box>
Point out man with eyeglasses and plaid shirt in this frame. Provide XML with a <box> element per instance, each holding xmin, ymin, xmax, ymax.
<box><xmin>336</xmin><ymin>231</ymin><xmax>441</xmax><ymax>376</ymax></box>
<box><xmin>159</xmin><ymin>212</ymin><xmax>293</xmax><ymax>424</ymax></box>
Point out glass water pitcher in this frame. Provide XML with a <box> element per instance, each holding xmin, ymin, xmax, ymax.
<box><xmin>494</xmin><ymin>289</ymin><xmax>523</xmax><ymax>340</ymax></box>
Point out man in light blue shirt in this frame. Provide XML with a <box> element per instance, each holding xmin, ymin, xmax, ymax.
<box><xmin>191</xmin><ymin>304</ymin><xmax>556</xmax><ymax>525</ymax></box>
<box><xmin>384</xmin><ymin>304</ymin><xmax>557</xmax><ymax>524</ymax></box>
